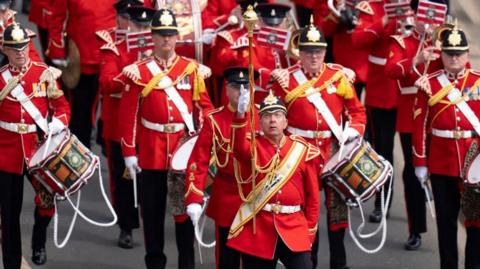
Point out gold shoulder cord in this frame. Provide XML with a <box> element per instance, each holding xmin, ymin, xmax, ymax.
<box><xmin>210</xmin><ymin>117</ymin><xmax>232</xmax><ymax>168</ymax></box>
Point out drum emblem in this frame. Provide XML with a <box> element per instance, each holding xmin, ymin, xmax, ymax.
<box><xmin>66</xmin><ymin>150</ymin><xmax>84</xmax><ymax>169</ymax></box>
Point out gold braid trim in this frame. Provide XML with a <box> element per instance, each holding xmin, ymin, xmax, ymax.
<box><xmin>185</xmin><ymin>182</ymin><xmax>204</xmax><ymax>198</ymax></box>
<box><xmin>140</xmin><ymin>61</ymin><xmax>198</xmax><ymax>98</ymax></box>
<box><xmin>428</xmin><ymin>84</ymin><xmax>454</xmax><ymax>106</ymax></box>
<box><xmin>285</xmin><ymin>71</ymin><xmax>347</xmax><ymax>105</ymax></box>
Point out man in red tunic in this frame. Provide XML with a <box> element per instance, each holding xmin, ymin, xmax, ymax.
<box><xmin>0</xmin><ymin>23</ymin><xmax>70</xmax><ymax>269</ymax></box>
<box><xmin>119</xmin><ymin>9</ymin><xmax>213</xmax><ymax>269</ymax></box>
<box><xmin>227</xmin><ymin>91</ymin><xmax>321</xmax><ymax>269</ymax></box>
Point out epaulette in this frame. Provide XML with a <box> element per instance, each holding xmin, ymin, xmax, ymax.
<box><xmin>217</xmin><ymin>30</ymin><xmax>234</xmax><ymax>45</ymax></box>
<box><xmin>289</xmin><ymin>135</ymin><xmax>321</xmax><ymax>161</ymax></box>
<box><xmin>32</xmin><ymin>61</ymin><xmax>48</xmax><ymax>68</ymax></box>
<box><xmin>198</xmin><ymin>63</ymin><xmax>212</xmax><ymax>79</ymax></box>
<box><xmin>326</xmin><ymin>63</ymin><xmax>345</xmax><ymax>71</ymax></box>
<box><xmin>390</xmin><ymin>35</ymin><xmax>406</xmax><ymax>49</ymax></box>
<box><xmin>231</xmin><ymin>35</ymin><xmax>250</xmax><ymax>49</ymax></box>
<box><xmin>355</xmin><ymin>1</ymin><xmax>374</xmax><ymax>15</ymax></box>
<box><xmin>100</xmin><ymin>42</ymin><xmax>119</xmax><ymax>56</ymax></box>
<box><xmin>122</xmin><ymin>63</ymin><xmax>141</xmax><ymax>82</ymax></box>
<box><xmin>206</xmin><ymin>106</ymin><xmax>224</xmax><ymax>117</ymax></box>
<box><xmin>469</xmin><ymin>69</ymin><xmax>480</xmax><ymax>76</ymax></box>
<box><xmin>95</xmin><ymin>30</ymin><xmax>114</xmax><ymax>44</ymax></box>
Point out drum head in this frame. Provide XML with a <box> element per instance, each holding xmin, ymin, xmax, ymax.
<box><xmin>322</xmin><ymin>139</ymin><xmax>359</xmax><ymax>173</ymax></box>
<box><xmin>467</xmin><ymin>153</ymin><xmax>480</xmax><ymax>184</ymax></box>
<box><xmin>171</xmin><ymin>135</ymin><xmax>199</xmax><ymax>171</ymax></box>
<box><xmin>29</xmin><ymin>131</ymin><xmax>68</xmax><ymax>167</ymax></box>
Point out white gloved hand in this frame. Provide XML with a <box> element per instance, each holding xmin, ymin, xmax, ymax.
<box><xmin>415</xmin><ymin>166</ymin><xmax>428</xmax><ymax>184</ymax></box>
<box><xmin>186</xmin><ymin>203</ymin><xmax>202</xmax><ymax>224</ymax></box>
<box><xmin>344</xmin><ymin>127</ymin><xmax>360</xmax><ymax>141</ymax></box>
<box><xmin>51</xmin><ymin>58</ymin><xmax>68</xmax><ymax>68</ymax></box>
<box><xmin>237</xmin><ymin>85</ymin><xmax>250</xmax><ymax>115</ymax></box>
<box><xmin>48</xmin><ymin>117</ymin><xmax>66</xmax><ymax>135</ymax></box>
<box><xmin>202</xmin><ymin>28</ymin><xmax>216</xmax><ymax>45</ymax></box>
<box><xmin>124</xmin><ymin>156</ymin><xmax>141</xmax><ymax>178</ymax></box>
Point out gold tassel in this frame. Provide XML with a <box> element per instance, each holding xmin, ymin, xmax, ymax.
<box><xmin>336</xmin><ymin>75</ymin><xmax>354</xmax><ymax>99</ymax></box>
<box><xmin>140</xmin><ymin>71</ymin><xmax>166</xmax><ymax>98</ymax></box>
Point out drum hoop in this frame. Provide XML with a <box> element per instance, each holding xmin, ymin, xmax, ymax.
<box><xmin>466</xmin><ymin>152</ymin><xmax>480</xmax><ymax>185</ymax></box>
<box><xmin>29</xmin><ymin>131</ymin><xmax>71</xmax><ymax>168</ymax></box>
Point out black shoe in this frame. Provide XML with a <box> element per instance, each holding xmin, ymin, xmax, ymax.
<box><xmin>118</xmin><ymin>229</ymin><xmax>133</xmax><ymax>249</ymax></box>
<box><xmin>404</xmin><ymin>233</ymin><xmax>421</xmax><ymax>251</ymax></box>
<box><xmin>368</xmin><ymin>209</ymin><xmax>389</xmax><ymax>223</ymax></box>
<box><xmin>31</xmin><ymin>248</ymin><xmax>47</xmax><ymax>265</ymax></box>
<box><xmin>333</xmin><ymin>266</ymin><xmax>352</xmax><ymax>269</ymax></box>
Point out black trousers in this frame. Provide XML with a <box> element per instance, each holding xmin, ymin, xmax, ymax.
<box><xmin>216</xmin><ymin>226</ymin><xmax>240</xmax><ymax>269</ymax></box>
<box><xmin>0</xmin><ymin>171</ymin><xmax>24</xmax><ymax>269</ymax></box>
<box><xmin>400</xmin><ymin>133</ymin><xmax>427</xmax><ymax>235</ymax></box>
<box><xmin>367</xmin><ymin>107</ymin><xmax>396</xmax><ymax>210</ymax></box>
<box><xmin>140</xmin><ymin>170</ymin><xmax>194</xmax><ymax>269</ymax></box>
<box><xmin>430</xmin><ymin>174</ymin><xmax>480</xmax><ymax>269</ymax></box>
<box><xmin>107</xmin><ymin>141</ymin><xmax>139</xmax><ymax>231</ymax></box>
<box><xmin>68</xmin><ymin>73</ymin><xmax>99</xmax><ymax>149</ymax></box>
<box><xmin>242</xmin><ymin>239</ymin><xmax>312</xmax><ymax>269</ymax></box>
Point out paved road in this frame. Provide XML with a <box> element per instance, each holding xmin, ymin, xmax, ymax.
<box><xmin>3</xmin><ymin>2</ymin><xmax>479</xmax><ymax>268</ymax></box>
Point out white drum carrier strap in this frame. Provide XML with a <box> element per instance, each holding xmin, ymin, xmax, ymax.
<box><xmin>437</xmin><ymin>74</ymin><xmax>480</xmax><ymax>135</ymax></box>
<box><xmin>145</xmin><ymin>61</ymin><xmax>195</xmax><ymax>133</ymax></box>
<box><xmin>292</xmin><ymin>69</ymin><xmax>343</xmax><ymax>141</ymax></box>
<box><xmin>1</xmin><ymin>70</ymin><xmax>49</xmax><ymax>132</ymax></box>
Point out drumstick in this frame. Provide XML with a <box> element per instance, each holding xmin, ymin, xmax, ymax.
<box><xmin>337</xmin><ymin>121</ymin><xmax>350</xmax><ymax>162</ymax></box>
<box><xmin>42</xmin><ymin>130</ymin><xmax>53</xmax><ymax>160</ymax></box>
<box><xmin>132</xmin><ymin>171</ymin><xmax>138</xmax><ymax>208</ymax></box>
<box><xmin>423</xmin><ymin>181</ymin><xmax>436</xmax><ymax>218</ymax></box>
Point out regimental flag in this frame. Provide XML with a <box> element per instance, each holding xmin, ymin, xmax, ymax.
<box><xmin>126</xmin><ymin>30</ymin><xmax>154</xmax><ymax>52</ymax></box>
<box><xmin>416</xmin><ymin>0</ymin><xmax>448</xmax><ymax>25</ymax></box>
<box><xmin>115</xmin><ymin>29</ymin><xmax>128</xmax><ymax>42</ymax></box>
<box><xmin>257</xmin><ymin>26</ymin><xmax>291</xmax><ymax>51</ymax></box>
<box><xmin>384</xmin><ymin>1</ymin><xmax>412</xmax><ymax>19</ymax></box>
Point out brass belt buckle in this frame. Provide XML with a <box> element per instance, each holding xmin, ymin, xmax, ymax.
<box><xmin>453</xmin><ymin>130</ymin><xmax>462</xmax><ymax>140</ymax></box>
<box><xmin>164</xmin><ymin>124</ymin><xmax>174</xmax><ymax>133</ymax></box>
<box><xmin>272</xmin><ymin>203</ymin><xmax>281</xmax><ymax>214</ymax></box>
<box><xmin>17</xmin><ymin>123</ymin><xmax>29</xmax><ymax>134</ymax></box>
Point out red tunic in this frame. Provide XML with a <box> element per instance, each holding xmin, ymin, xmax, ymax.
<box><xmin>201</xmin><ymin>0</ymin><xmax>237</xmax><ymax>30</ymax></box>
<box><xmin>185</xmin><ymin>106</ymin><xmax>259</xmax><ymax>227</ymax></box>
<box><xmin>412</xmin><ymin>68</ymin><xmax>480</xmax><ymax>177</ymax></box>
<box><xmin>227</xmin><ymin>117</ymin><xmax>321</xmax><ymax>259</ymax></box>
<box><xmin>0</xmin><ymin>61</ymin><xmax>70</xmax><ymax>174</ymax></box>
<box><xmin>29</xmin><ymin>0</ymin><xmax>53</xmax><ymax>29</ymax></box>
<box><xmin>351</xmin><ymin>0</ymin><xmax>398</xmax><ymax>109</ymax></box>
<box><xmin>119</xmin><ymin>55</ymin><xmax>213</xmax><ymax>170</ymax></box>
<box><xmin>272</xmin><ymin>63</ymin><xmax>366</xmax><ymax>158</ymax></box>
<box><xmin>47</xmin><ymin>0</ymin><xmax>116</xmax><ymax>74</ymax></box>
<box><xmin>314</xmin><ymin>1</ymin><xmax>369</xmax><ymax>83</ymax></box>
<box><xmin>385</xmin><ymin>31</ymin><xmax>442</xmax><ymax>133</ymax></box>
<box><xmin>97</xmin><ymin>30</ymin><xmax>138</xmax><ymax>142</ymax></box>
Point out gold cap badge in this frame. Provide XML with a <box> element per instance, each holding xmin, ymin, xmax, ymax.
<box><xmin>160</xmin><ymin>10</ymin><xmax>173</xmax><ymax>26</ymax></box>
<box><xmin>11</xmin><ymin>24</ymin><xmax>25</xmax><ymax>42</ymax></box>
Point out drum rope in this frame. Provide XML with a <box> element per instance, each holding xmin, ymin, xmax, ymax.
<box><xmin>53</xmin><ymin>191</ymin><xmax>80</xmax><ymax>248</ymax></box>
<box><xmin>347</xmin><ymin>164</ymin><xmax>393</xmax><ymax>254</ymax></box>
<box><xmin>64</xmin><ymin>158</ymin><xmax>118</xmax><ymax>227</ymax></box>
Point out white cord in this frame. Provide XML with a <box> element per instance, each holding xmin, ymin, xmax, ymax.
<box><xmin>347</xmin><ymin>162</ymin><xmax>393</xmax><ymax>254</ymax></box>
<box><xmin>194</xmin><ymin>197</ymin><xmax>216</xmax><ymax>248</ymax></box>
<box><xmin>53</xmin><ymin>191</ymin><xmax>80</xmax><ymax>248</ymax></box>
<box><xmin>64</xmin><ymin>158</ymin><xmax>118</xmax><ymax>227</ymax></box>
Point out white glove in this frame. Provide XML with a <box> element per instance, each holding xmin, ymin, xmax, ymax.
<box><xmin>124</xmin><ymin>156</ymin><xmax>141</xmax><ymax>178</ymax></box>
<box><xmin>186</xmin><ymin>203</ymin><xmax>202</xmax><ymax>224</ymax></box>
<box><xmin>415</xmin><ymin>166</ymin><xmax>428</xmax><ymax>184</ymax></box>
<box><xmin>48</xmin><ymin>117</ymin><xmax>66</xmax><ymax>135</ymax></box>
<box><xmin>202</xmin><ymin>28</ymin><xmax>216</xmax><ymax>45</ymax></box>
<box><xmin>51</xmin><ymin>58</ymin><xmax>68</xmax><ymax>68</ymax></box>
<box><xmin>237</xmin><ymin>85</ymin><xmax>250</xmax><ymax>115</ymax></box>
<box><xmin>344</xmin><ymin>127</ymin><xmax>360</xmax><ymax>141</ymax></box>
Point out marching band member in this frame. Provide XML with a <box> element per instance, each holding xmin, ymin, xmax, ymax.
<box><xmin>46</xmin><ymin>0</ymin><xmax>116</xmax><ymax>148</ymax></box>
<box><xmin>384</xmin><ymin>10</ymin><xmax>442</xmax><ymax>250</ymax></box>
<box><xmin>185</xmin><ymin>67</ymin><xmax>259</xmax><ymax>269</ymax></box>
<box><xmin>413</xmin><ymin>24</ymin><xmax>480</xmax><ymax>269</ymax></box>
<box><xmin>228</xmin><ymin>91</ymin><xmax>321</xmax><ymax>269</ymax></box>
<box><xmin>119</xmin><ymin>9</ymin><xmax>213</xmax><ymax>269</ymax></box>
<box><xmin>271</xmin><ymin>22</ymin><xmax>366</xmax><ymax>269</ymax></box>
<box><xmin>0</xmin><ymin>23</ymin><xmax>70</xmax><ymax>269</ymax></box>
<box><xmin>351</xmin><ymin>0</ymin><xmax>399</xmax><ymax>223</ymax></box>
<box><xmin>28</xmin><ymin>0</ymin><xmax>53</xmax><ymax>64</ymax></box>
<box><xmin>97</xmin><ymin>0</ymin><xmax>151</xmax><ymax>249</ymax></box>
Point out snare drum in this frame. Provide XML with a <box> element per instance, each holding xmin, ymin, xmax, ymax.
<box><xmin>28</xmin><ymin>130</ymin><xmax>98</xmax><ymax>197</ymax></box>
<box><xmin>321</xmin><ymin>139</ymin><xmax>392</xmax><ymax>205</ymax></box>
